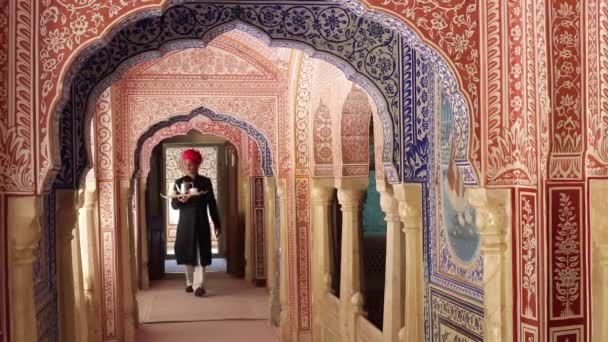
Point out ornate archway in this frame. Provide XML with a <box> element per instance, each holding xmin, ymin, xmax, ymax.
<box><xmin>132</xmin><ymin>107</ymin><xmax>274</xmax><ymax>179</ymax></box>
<box><xmin>137</xmin><ymin>118</ymin><xmax>246</xmax><ymax>178</ymax></box>
<box><xmin>46</xmin><ymin>0</ymin><xmax>476</xmax><ymax>194</ymax></box>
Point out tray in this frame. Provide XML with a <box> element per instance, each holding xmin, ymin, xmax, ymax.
<box><xmin>160</xmin><ymin>191</ymin><xmax>208</xmax><ymax>200</ymax></box>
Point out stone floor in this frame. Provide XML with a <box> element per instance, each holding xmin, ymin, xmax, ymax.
<box><xmin>136</xmin><ymin>259</ymin><xmax>278</xmax><ymax>342</ymax></box>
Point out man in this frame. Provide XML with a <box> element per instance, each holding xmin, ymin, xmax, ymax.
<box><xmin>171</xmin><ymin>149</ymin><xmax>221</xmax><ymax>297</ymax></box>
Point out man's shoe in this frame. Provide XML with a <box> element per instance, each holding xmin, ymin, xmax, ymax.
<box><xmin>185</xmin><ymin>285</ymin><xmax>193</xmax><ymax>293</ymax></box>
<box><xmin>194</xmin><ymin>287</ymin><xmax>206</xmax><ymax>297</ymax></box>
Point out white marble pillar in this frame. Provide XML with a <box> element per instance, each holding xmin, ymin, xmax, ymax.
<box><xmin>7</xmin><ymin>196</ymin><xmax>43</xmax><ymax>342</ymax></box>
<box><xmin>56</xmin><ymin>189</ymin><xmax>79</xmax><ymax>342</ymax></box>
<box><xmin>377</xmin><ymin>181</ymin><xmax>403</xmax><ymax>342</ymax></box>
<box><xmin>590</xmin><ymin>179</ymin><xmax>608</xmax><ymax>342</ymax></box>
<box><xmin>469</xmin><ymin>189</ymin><xmax>510</xmax><ymax>342</ymax></box>
<box><xmin>264</xmin><ymin>176</ymin><xmax>280</xmax><ymax>326</ymax></box>
<box><xmin>277</xmin><ymin>179</ymin><xmax>292</xmax><ymax>342</ymax></box>
<box><xmin>595</xmin><ymin>246</ymin><xmax>608</xmax><ymax>342</ymax></box>
<box><xmin>336</xmin><ymin>177</ymin><xmax>368</xmax><ymax>342</ymax></box>
<box><xmin>138</xmin><ymin>177</ymin><xmax>150</xmax><ymax>290</ymax></box>
<box><xmin>73</xmin><ymin>190</ymin><xmax>88</xmax><ymax>342</ymax></box>
<box><xmin>78</xmin><ymin>182</ymin><xmax>102</xmax><ymax>342</ymax></box>
<box><xmin>119</xmin><ymin>180</ymin><xmax>137</xmax><ymax>342</ymax></box>
<box><xmin>393</xmin><ymin>183</ymin><xmax>423</xmax><ymax>341</ymax></box>
<box><xmin>310</xmin><ymin>178</ymin><xmax>334</xmax><ymax>342</ymax></box>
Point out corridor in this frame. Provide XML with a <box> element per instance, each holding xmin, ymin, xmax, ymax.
<box><xmin>136</xmin><ymin>260</ymin><xmax>278</xmax><ymax>342</ymax></box>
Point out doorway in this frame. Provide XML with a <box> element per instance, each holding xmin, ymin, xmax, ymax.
<box><xmin>145</xmin><ymin>132</ymin><xmax>244</xmax><ymax>280</ymax></box>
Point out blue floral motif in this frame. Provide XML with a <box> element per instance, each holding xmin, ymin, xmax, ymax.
<box><xmin>366</xmin><ymin>22</ymin><xmax>384</xmax><ymax>40</ymax></box>
<box><xmin>54</xmin><ymin>1</ymin><xmax>411</xmax><ymax>192</ymax></box>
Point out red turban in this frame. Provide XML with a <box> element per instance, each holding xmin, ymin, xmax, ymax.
<box><xmin>182</xmin><ymin>149</ymin><xmax>203</xmax><ymax>164</ymax></box>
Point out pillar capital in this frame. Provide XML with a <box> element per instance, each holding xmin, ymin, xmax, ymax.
<box><xmin>378</xmin><ymin>181</ymin><xmax>399</xmax><ymax>221</ymax></box>
<box><xmin>311</xmin><ymin>178</ymin><xmax>334</xmax><ymax>205</ymax></box>
<box><xmin>467</xmin><ymin>188</ymin><xmax>509</xmax><ymax>253</ymax></box>
<box><xmin>393</xmin><ymin>183</ymin><xmax>422</xmax><ymax>230</ymax></box>
<box><xmin>336</xmin><ymin>177</ymin><xmax>368</xmax><ymax>208</ymax></box>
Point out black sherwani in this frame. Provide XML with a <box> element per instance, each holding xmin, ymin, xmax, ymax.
<box><xmin>171</xmin><ymin>175</ymin><xmax>220</xmax><ymax>267</ymax></box>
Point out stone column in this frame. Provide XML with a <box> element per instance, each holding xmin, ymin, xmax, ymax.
<box><xmin>277</xmin><ymin>178</ymin><xmax>292</xmax><ymax>342</ymax></box>
<box><xmin>56</xmin><ymin>189</ymin><xmax>79</xmax><ymax>342</ymax></box>
<box><xmin>119</xmin><ymin>180</ymin><xmax>137</xmax><ymax>342</ymax></box>
<box><xmin>7</xmin><ymin>196</ymin><xmax>42</xmax><ymax>342</ymax></box>
<box><xmin>73</xmin><ymin>190</ymin><xmax>88</xmax><ymax>342</ymax></box>
<box><xmin>242</xmin><ymin>176</ymin><xmax>253</xmax><ymax>283</ymax></box>
<box><xmin>336</xmin><ymin>177</ymin><xmax>368</xmax><ymax>342</ymax></box>
<box><xmin>590</xmin><ymin>179</ymin><xmax>608</xmax><ymax>342</ymax></box>
<box><xmin>469</xmin><ymin>189</ymin><xmax>510</xmax><ymax>342</ymax></box>
<box><xmin>310</xmin><ymin>178</ymin><xmax>334</xmax><ymax>342</ymax></box>
<box><xmin>393</xmin><ymin>183</ymin><xmax>423</xmax><ymax>341</ymax></box>
<box><xmin>78</xmin><ymin>182</ymin><xmax>102</xmax><ymax>342</ymax></box>
<box><xmin>378</xmin><ymin>181</ymin><xmax>403</xmax><ymax>342</ymax></box>
<box><xmin>138</xmin><ymin>177</ymin><xmax>150</xmax><ymax>290</ymax></box>
<box><xmin>264</xmin><ymin>176</ymin><xmax>280</xmax><ymax>326</ymax></box>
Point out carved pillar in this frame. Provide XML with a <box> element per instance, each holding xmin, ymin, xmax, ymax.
<box><xmin>78</xmin><ymin>182</ymin><xmax>102</xmax><ymax>342</ymax></box>
<box><xmin>73</xmin><ymin>190</ymin><xmax>88</xmax><ymax>342</ymax></box>
<box><xmin>277</xmin><ymin>178</ymin><xmax>292</xmax><ymax>342</ymax></box>
<box><xmin>264</xmin><ymin>177</ymin><xmax>280</xmax><ymax>326</ymax></box>
<box><xmin>7</xmin><ymin>196</ymin><xmax>42</xmax><ymax>342</ymax></box>
<box><xmin>336</xmin><ymin>177</ymin><xmax>368</xmax><ymax>342</ymax></box>
<box><xmin>378</xmin><ymin>181</ymin><xmax>403</xmax><ymax>342</ymax></box>
<box><xmin>310</xmin><ymin>178</ymin><xmax>334</xmax><ymax>342</ymax></box>
<box><xmin>119</xmin><ymin>180</ymin><xmax>137</xmax><ymax>342</ymax></box>
<box><xmin>242</xmin><ymin>176</ymin><xmax>253</xmax><ymax>283</ymax></box>
<box><xmin>138</xmin><ymin>177</ymin><xmax>150</xmax><ymax>290</ymax></box>
<box><xmin>469</xmin><ymin>189</ymin><xmax>510</xmax><ymax>342</ymax></box>
<box><xmin>56</xmin><ymin>189</ymin><xmax>79</xmax><ymax>342</ymax></box>
<box><xmin>393</xmin><ymin>183</ymin><xmax>423</xmax><ymax>341</ymax></box>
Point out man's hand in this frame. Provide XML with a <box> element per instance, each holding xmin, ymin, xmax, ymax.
<box><xmin>178</xmin><ymin>195</ymin><xmax>189</xmax><ymax>203</ymax></box>
<box><xmin>214</xmin><ymin>226</ymin><xmax>221</xmax><ymax>238</ymax></box>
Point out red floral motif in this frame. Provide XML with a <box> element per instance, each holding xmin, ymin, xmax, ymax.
<box><xmin>362</xmin><ymin>0</ymin><xmax>481</xmax><ymax>173</ymax></box>
<box><xmin>107</xmin><ymin>40</ymin><xmax>287</xmax><ymax>179</ymax></box>
<box><xmin>548</xmin><ymin>0</ymin><xmax>584</xmax><ymax>180</ymax></box>
<box><xmin>313</xmin><ymin>103</ymin><xmax>333</xmax><ymax>166</ymax></box>
<box><xmin>548</xmin><ymin>186</ymin><xmax>586</xmax><ymax>330</ymax></box>
<box><xmin>520</xmin><ymin>193</ymin><xmax>538</xmax><ymax>320</ymax></box>
<box><xmin>341</xmin><ymin>86</ymin><xmax>371</xmax><ymax>167</ymax></box>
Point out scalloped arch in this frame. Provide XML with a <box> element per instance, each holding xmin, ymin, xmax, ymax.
<box><xmin>132</xmin><ymin>107</ymin><xmax>274</xmax><ymax>179</ymax></box>
<box><xmin>48</xmin><ymin>0</ymin><xmax>477</xmax><ymax>192</ymax></box>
